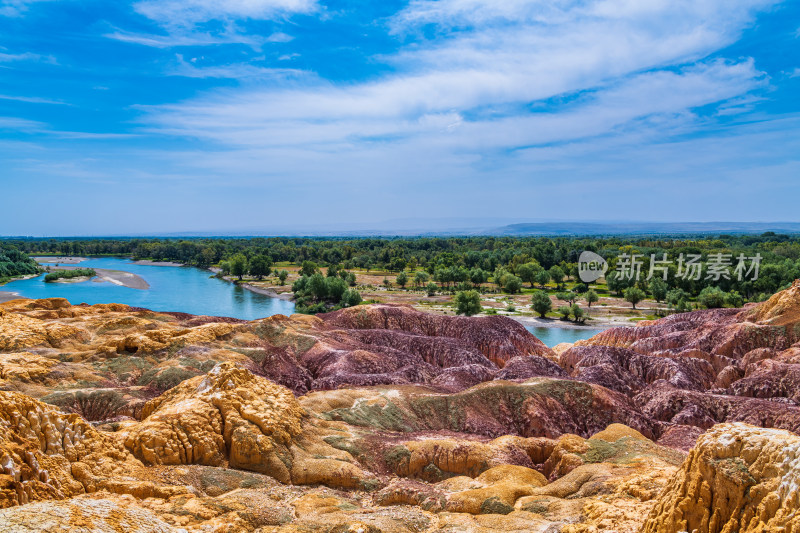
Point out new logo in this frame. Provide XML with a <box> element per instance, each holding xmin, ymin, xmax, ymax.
<box><xmin>578</xmin><ymin>251</ymin><xmax>608</xmax><ymax>283</ymax></box>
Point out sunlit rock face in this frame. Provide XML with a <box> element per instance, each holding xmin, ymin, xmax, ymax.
<box><xmin>0</xmin><ymin>284</ymin><xmax>798</xmax><ymax>531</ymax></box>
<box><xmin>642</xmin><ymin>423</ymin><xmax>800</xmax><ymax>533</ymax></box>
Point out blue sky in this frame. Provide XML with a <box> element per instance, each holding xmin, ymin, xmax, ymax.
<box><xmin>1</xmin><ymin>0</ymin><xmax>799</xmax><ymax>235</ymax></box>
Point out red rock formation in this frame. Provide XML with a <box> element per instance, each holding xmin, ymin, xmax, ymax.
<box><xmin>321</xmin><ymin>304</ymin><xmax>555</xmax><ymax>366</ymax></box>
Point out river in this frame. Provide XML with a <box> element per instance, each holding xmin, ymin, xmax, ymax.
<box><xmin>1</xmin><ymin>257</ymin><xmax>296</xmax><ymax>320</ymax></box>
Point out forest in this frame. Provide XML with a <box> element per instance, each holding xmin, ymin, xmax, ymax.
<box><xmin>4</xmin><ymin>233</ymin><xmax>800</xmax><ymax>302</ymax></box>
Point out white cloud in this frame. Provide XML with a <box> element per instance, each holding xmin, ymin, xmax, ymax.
<box><xmin>143</xmin><ymin>59</ymin><xmax>765</xmax><ymax>153</ymax></box>
<box><xmin>0</xmin><ymin>51</ymin><xmax>54</xmax><ymax>63</ymax></box>
<box><xmin>0</xmin><ymin>116</ymin><xmax>47</xmax><ymax>131</ymax></box>
<box><xmin>0</xmin><ymin>94</ymin><xmax>69</xmax><ymax>104</ymax></box>
<box><xmin>142</xmin><ymin>0</ymin><xmax>773</xmax><ymax>151</ymax></box>
<box><xmin>0</xmin><ymin>0</ymin><xmax>54</xmax><ymax>17</ymax></box>
<box><xmin>109</xmin><ymin>1</ymin><xmax>315</xmax><ymax>48</ymax></box>
<box><xmin>133</xmin><ymin>0</ymin><xmax>317</xmax><ymax>29</ymax></box>
<box><xmin>103</xmin><ymin>28</ymin><xmax>264</xmax><ymax>49</ymax></box>
<box><xmin>168</xmin><ymin>53</ymin><xmax>311</xmax><ymax>79</ymax></box>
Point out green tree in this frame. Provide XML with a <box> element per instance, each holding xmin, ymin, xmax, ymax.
<box><xmin>426</xmin><ymin>282</ymin><xmax>438</xmax><ymax>297</ymax></box>
<box><xmin>549</xmin><ymin>266</ymin><xmax>565</xmax><ymax>288</ymax></box>
<box><xmin>277</xmin><ymin>270</ymin><xmax>289</xmax><ymax>285</ymax></box>
<box><xmin>585</xmin><ymin>289</ymin><xmax>599</xmax><ymax>307</ymax></box>
<box><xmin>698</xmin><ymin>286</ymin><xmax>726</xmax><ymax>308</ymax></box>
<box><xmin>666</xmin><ymin>288</ymin><xmax>689</xmax><ymax>306</ymax></box>
<box><xmin>396</xmin><ymin>271</ymin><xmax>409</xmax><ymax>289</ymax></box>
<box><xmin>218</xmin><ymin>260</ymin><xmax>231</xmax><ymax>276</ymax></box>
<box><xmin>725</xmin><ymin>290</ymin><xmax>744</xmax><ymax>308</ymax></box>
<box><xmin>558</xmin><ymin>306</ymin><xmax>572</xmax><ymax>319</ymax></box>
<box><xmin>606</xmin><ymin>271</ymin><xmax>632</xmax><ymax>296</ymax></box>
<box><xmin>624</xmin><ymin>286</ymin><xmax>646</xmax><ymax>309</ymax></box>
<box><xmin>516</xmin><ymin>262</ymin><xmax>542</xmax><ymax>288</ymax></box>
<box><xmin>308</xmin><ymin>273</ymin><xmax>328</xmax><ymax>300</ymax></box>
<box><xmin>230</xmin><ymin>254</ymin><xmax>248</xmax><ymax>280</ymax></box>
<box><xmin>341</xmin><ymin>289</ymin><xmax>362</xmax><ymax>307</ymax></box>
<box><xmin>556</xmin><ymin>291</ymin><xmax>579</xmax><ymax>306</ymax></box>
<box><xmin>199</xmin><ymin>247</ymin><xmax>216</xmax><ymax>268</ymax></box>
<box><xmin>469</xmin><ymin>268</ymin><xmax>489</xmax><ymax>287</ymax></box>
<box><xmin>503</xmin><ymin>275</ymin><xmax>523</xmax><ymax>294</ymax></box>
<box><xmin>300</xmin><ymin>261</ymin><xmax>318</xmax><ymax>277</ymax></box>
<box><xmin>435</xmin><ymin>267</ymin><xmax>453</xmax><ymax>289</ymax></box>
<box><xmin>571</xmin><ymin>304</ymin><xmax>584</xmax><ymax>322</ymax></box>
<box><xmin>493</xmin><ymin>267</ymin><xmax>508</xmax><ymax>291</ymax></box>
<box><xmin>535</xmin><ymin>269</ymin><xmax>551</xmax><ymax>288</ymax></box>
<box><xmin>346</xmin><ymin>272</ymin><xmax>357</xmax><ymax>287</ymax></box>
<box><xmin>649</xmin><ymin>277</ymin><xmax>668</xmax><ymax>303</ymax></box>
<box><xmin>676</xmin><ymin>298</ymin><xmax>692</xmax><ymax>313</ymax></box>
<box><xmin>248</xmin><ymin>255</ymin><xmax>271</xmax><ymax>280</ymax></box>
<box><xmin>531</xmin><ymin>290</ymin><xmax>552</xmax><ymax>318</ymax></box>
<box><xmin>454</xmin><ymin>290</ymin><xmax>482</xmax><ymax>316</ymax></box>
<box><xmin>413</xmin><ymin>270</ymin><xmax>430</xmax><ymax>288</ymax></box>
<box><xmin>326</xmin><ymin>277</ymin><xmax>348</xmax><ymax>302</ymax></box>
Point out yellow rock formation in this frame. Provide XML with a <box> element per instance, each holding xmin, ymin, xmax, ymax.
<box><xmin>642</xmin><ymin>422</ymin><xmax>800</xmax><ymax>533</ymax></box>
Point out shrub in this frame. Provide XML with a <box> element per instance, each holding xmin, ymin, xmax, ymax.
<box><xmin>454</xmin><ymin>290</ymin><xmax>482</xmax><ymax>316</ymax></box>
<box><xmin>44</xmin><ymin>268</ymin><xmax>96</xmax><ymax>282</ymax></box>
<box><xmin>502</xmin><ymin>275</ymin><xmax>523</xmax><ymax>294</ymax></box>
<box><xmin>426</xmin><ymin>282</ymin><xmax>438</xmax><ymax>297</ymax></box>
<box><xmin>698</xmin><ymin>286</ymin><xmax>726</xmax><ymax>309</ymax></box>
<box><xmin>531</xmin><ymin>290</ymin><xmax>552</xmax><ymax>318</ymax></box>
<box><xmin>624</xmin><ymin>287</ymin><xmax>646</xmax><ymax>309</ymax></box>
<box><xmin>585</xmin><ymin>289</ymin><xmax>599</xmax><ymax>307</ymax></box>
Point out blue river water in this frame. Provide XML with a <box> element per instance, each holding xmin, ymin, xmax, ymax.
<box><xmin>4</xmin><ymin>257</ymin><xmax>606</xmax><ymax>341</ymax></box>
<box><xmin>2</xmin><ymin>257</ymin><xmax>296</xmax><ymax>320</ymax></box>
<box><xmin>525</xmin><ymin>326</ymin><xmax>604</xmax><ymax>347</ymax></box>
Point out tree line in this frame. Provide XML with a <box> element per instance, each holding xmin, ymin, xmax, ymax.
<box><xmin>0</xmin><ymin>244</ymin><xmax>40</xmax><ymax>282</ymax></box>
<box><xmin>4</xmin><ymin>232</ymin><xmax>800</xmax><ymax>301</ymax></box>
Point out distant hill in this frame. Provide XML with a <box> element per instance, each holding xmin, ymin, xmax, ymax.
<box><xmin>4</xmin><ymin>220</ymin><xmax>800</xmax><ymax>239</ymax></box>
<box><xmin>486</xmin><ymin>222</ymin><xmax>800</xmax><ymax>237</ymax></box>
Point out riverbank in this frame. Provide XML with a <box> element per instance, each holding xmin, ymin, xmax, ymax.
<box><xmin>132</xmin><ymin>260</ymin><xmax>184</xmax><ymax>267</ymax></box>
<box><xmin>238</xmin><ymin>282</ymin><xmax>294</xmax><ymax>301</ymax></box>
<box><xmin>0</xmin><ymin>291</ymin><xmax>26</xmax><ymax>303</ymax></box>
<box><xmin>33</xmin><ymin>256</ymin><xmax>88</xmax><ymax>264</ymax></box>
<box><xmin>94</xmin><ymin>269</ymin><xmax>150</xmax><ymax>290</ymax></box>
<box><xmin>43</xmin><ymin>265</ymin><xmax>150</xmax><ymax>290</ymax></box>
<box><xmin>512</xmin><ymin>315</ymin><xmax>624</xmax><ymax>329</ymax></box>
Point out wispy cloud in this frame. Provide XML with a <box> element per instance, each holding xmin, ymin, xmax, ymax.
<box><xmin>0</xmin><ymin>94</ymin><xmax>69</xmax><ymax>105</ymax></box>
<box><xmin>108</xmin><ymin>0</ymin><xmax>317</xmax><ymax>49</ymax></box>
<box><xmin>103</xmin><ymin>27</ymin><xmax>265</xmax><ymax>49</ymax></box>
<box><xmin>0</xmin><ymin>0</ymin><xmax>54</xmax><ymax>17</ymax></box>
<box><xmin>0</xmin><ymin>51</ymin><xmax>55</xmax><ymax>63</ymax></box>
<box><xmin>0</xmin><ymin>116</ymin><xmax>48</xmax><ymax>131</ymax></box>
<box><xmin>133</xmin><ymin>0</ymin><xmax>317</xmax><ymax>29</ymax></box>
<box><xmin>168</xmin><ymin>53</ymin><xmax>311</xmax><ymax>79</ymax></box>
<box><xmin>142</xmin><ymin>0</ymin><xmax>775</xmax><ymax>151</ymax></box>
<box><xmin>1</xmin><ymin>0</ymin><xmax>797</xmax><ymax>233</ymax></box>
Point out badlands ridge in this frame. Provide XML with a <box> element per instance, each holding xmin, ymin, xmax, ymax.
<box><xmin>0</xmin><ymin>281</ymin><xmax>799</xmax><ymax>531</ymax></box>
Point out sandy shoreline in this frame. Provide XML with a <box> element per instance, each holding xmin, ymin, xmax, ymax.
<box><xmin>238</xmin><ymin>282</ymin><xmax>294</xmax><ymax>301</ymax></box>
<box><xmin>0</xmin><ymin>291</ymin><xmax>26</xmax><ymax>304</ymax></box>
<box><xmin>132</xmin><ymin>260</ymin><xmax>184</xmax><ymax>267</ymax></box>
<box><xmin>512</xmin><ymin>315</ymin><xmax>624</xmax><ymax>329</ymax></box>
<box><xmin>94</xmin><ymin>269</ymin><xmax>150</xmax><ymax>290</ymax></box>
<box><xmin>44</xmin><ymin>265</ymin><xmax>150</xmax><ymax>290</ymax></box>
<box><xmin>33</xmin><ymin>256</ymin><xmax>88</xmax><ymax>264</ymax></box>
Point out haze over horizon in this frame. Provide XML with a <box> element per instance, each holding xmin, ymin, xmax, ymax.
<box><xmin>2</xmin><ymin>0</ymin><xmax>799</xmax><ymax>235</ymax></box>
